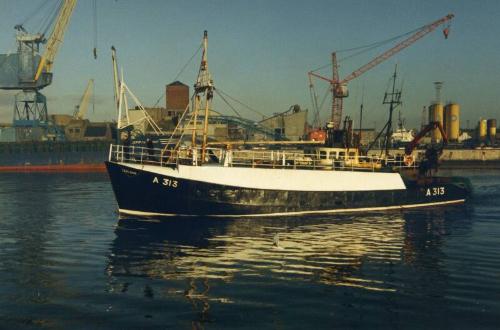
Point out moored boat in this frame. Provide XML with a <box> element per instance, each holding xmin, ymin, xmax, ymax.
<box><xmin>105</xmin><ymin>29</ymin><xmax>471</xmax><ymax>218</ymax></box>
<box><xmin>0</xmin><ymin>140</ymin><xmax>111</xmax><ymax>172</ymax></box>
<box><xmin>105</xmin><ymin>143</ymin><xmax>471</xmax><ymax>217</ymax></box>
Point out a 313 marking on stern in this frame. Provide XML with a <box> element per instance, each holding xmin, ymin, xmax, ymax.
<box><xmin>152</xmin><ymin>176</ymin><xmax>178</xmax><ymax>188</ymax></box>
<box><xmin>425</xmin><ymin>186</ymin><xmax>445</xmax><ymax>197</ymax></box>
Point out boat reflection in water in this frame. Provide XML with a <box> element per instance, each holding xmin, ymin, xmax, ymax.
<box><xmin>108</xmin><ymin>207</ymin><xmax>468</xmax><ymax>282</ymax></box>
<box><xmin>109</xmin><ymin>215</ymin><xmax>404</xmax><ymax>285</ymax></box>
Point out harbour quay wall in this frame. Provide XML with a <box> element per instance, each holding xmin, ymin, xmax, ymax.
<box><xmin>372</xmin><ymin>148</ymin><xmax>500</xmax><ymax>161</ymax></box>
<box><xmin>370</xmin><ymin>148</ymin><xmax>500</xmax><ymax>168</ymax></box>
<box><xmin>439</xmin><ymin>148</ymin><xmax>500</xmax><ymax>169</ymax></box>
<box><xmin>439</xmin><ymin>148</ymin><xmax>500</xmax><ymax>161</ymax></box>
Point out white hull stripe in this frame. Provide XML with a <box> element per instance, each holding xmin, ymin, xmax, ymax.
<box><xmin>118</xmin><ymin>199</ymin><xmax>466</xmax><ymax>218</ymax></box>
<box><xmin>119</xmin><ymin>162</ymin><xmax>407</xmax><ymax>192</ymax></box>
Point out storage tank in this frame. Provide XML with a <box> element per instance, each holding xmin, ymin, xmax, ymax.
<box><xmin>429</xmin><ymin>103</ymin><xmax>444</xmax><ymax>141</ymax></box>
<box><xmin>444</xmin><ymin>103</ymin><xmax>460</xmax><ymax>141</ymax></box>
<box><xmin>487</xmin><ymin>119</ymin><xmax>497</xmax><ymax>142</ymax></box>
<box><xmin>478</xmin><ymin>119</ymin><xmax>488</xmax><ymax>141</ymax></box>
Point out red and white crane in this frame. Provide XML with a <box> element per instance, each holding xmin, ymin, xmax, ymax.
<box><xmin>309</xmin><ymin>13</ymin><xmax>454</xmax><ymax>130</ymax></box>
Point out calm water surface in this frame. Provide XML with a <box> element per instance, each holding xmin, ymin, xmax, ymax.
<box><xmin>0</xmin><ymin>170</ymin><xmax>498</xmax><ymax>329</ymax></box>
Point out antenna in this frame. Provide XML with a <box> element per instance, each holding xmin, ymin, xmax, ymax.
<box><xmin>366</xmin><ymin>65</ymin><xmax>402</xmax><ymax>156</ymax></box>
<box><xmin>434</xmin><ymin>81</ymin><xmax>443</xmax><ymax>104</ymax></box>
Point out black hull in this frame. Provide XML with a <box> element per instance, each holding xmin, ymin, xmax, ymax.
<box><xmin>105</xmin><ymin>161</ymin><xmax>471</xmax><ymax>217</ymax></box>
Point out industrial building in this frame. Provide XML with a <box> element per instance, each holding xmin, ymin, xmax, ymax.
<box><xmin>128</xmin><ymin>80</ymin><xmax>310</xmax><ymax>142</ymax></box>
<box><xmin>259</xmin><ymin>105</ymin><xmax>308</xmax><ymax>140</ymax></box>
<box><xmin>166</xmin><ymin>81</ymin><xmax>189</xmax><ymax>117</ymax></box>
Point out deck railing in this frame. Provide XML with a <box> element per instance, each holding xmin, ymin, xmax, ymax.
<box><xmin>108</xmin><ymin>144</ymin><xmax>419</xmax><ymax>172</ymax></box>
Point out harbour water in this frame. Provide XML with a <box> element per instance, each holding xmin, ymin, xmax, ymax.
<box><xmin>0</xmin><ymin>170</ymin><xmax>498</xmax><ymax>329</ymax></box>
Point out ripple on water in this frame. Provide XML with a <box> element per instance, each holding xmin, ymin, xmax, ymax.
<box><xmin>0</xmin><ymin>170</ymin><xmax>499</xmax><ymax>329</ymax></box>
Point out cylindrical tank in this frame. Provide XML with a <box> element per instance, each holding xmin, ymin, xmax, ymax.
<box><xmin>444</xmin><ymin>103</ymin><xmax>460</xmax><ymax>141</ymax></box>
<box><xmin>478</xmin><ymin>119</ymin><xmax>488</xmax><ymax>141</ymax></box>
<box><xmin>487</xmin><ymin>119</ymin><xmax>497</xmax><ymax>142</ymax></box>
<box><xmin>429</xmin><ymin>103</ymin><xmax>444</xmax><ymax>141</ymax></box>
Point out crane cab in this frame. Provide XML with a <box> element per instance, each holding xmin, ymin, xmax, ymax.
<box><xmin>333</xmin><ymin>84</ymin><xmax>349</xmax><ymax>98</ymax></box>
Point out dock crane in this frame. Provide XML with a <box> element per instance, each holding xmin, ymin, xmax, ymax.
<box><xmin>73</xmin><ymin>79</ymin><xmax>94</xmax><ymax>120</ymax></box>
<box><xmin>0</xmin><ymin>0</ymin><xmax>77</xmax><ymax>133</ymax></box>
<box><xmin>309</xmin><ymin>13</ymin><xmax>454</xmax><ymax>131</ymax></box>
<box><xmin>34</xmin><ymin>0</ymin><xmax>77</xmax><ymax>82</ymax></box>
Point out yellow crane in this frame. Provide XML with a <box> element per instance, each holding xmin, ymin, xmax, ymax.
<box><xmin>73</xmin><ymin>79</ymin><xmax>94</xmax><ymax>120</ymax></box>
<box><xmin>34</xmin><ymin>0</ymin><xmax>77</xmax><ymax>82</ymax></box>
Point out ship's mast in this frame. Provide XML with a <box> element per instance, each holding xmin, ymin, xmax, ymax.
<box><xmin>366</xmin><ymin>65</ymin><xmax>402</xmax><ymax>156</ymax></box>
<box><xmin>193</xmin><ymin>30</ymin><xmax>214</xmax><ymax>164</ymax></box>
<box><xmin>382</xmin><ymin>65</ymin><xmax>402</xmax><ymax>155</ymax></box>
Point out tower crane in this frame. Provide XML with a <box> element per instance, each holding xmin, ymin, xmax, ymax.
<box><xmin>0</xmin><ymin>0</ymin><xmax>77</xmax><ymax>133</ymax></box>
<box><xmin>34</xmin><ymin>0</ymin><xmax>77</xmax><ymax>82</ymax></box>
<box><xmin>309</xmin><ymin>13</ymin><xmax>454</xmax><ymax>131</ymax></box>
<box><xmin>73</xmin><ymin>79</ymin><xmax>94</xmax><ymax>120</ymax></box>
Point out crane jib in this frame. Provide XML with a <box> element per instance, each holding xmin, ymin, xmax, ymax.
<box><xmin>308</xmin><ymin>13</ymin><xmax>455</xmax><ymax>127</ymax></box>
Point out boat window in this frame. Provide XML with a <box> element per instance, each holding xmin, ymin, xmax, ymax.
<box><xmin>329</xmin><ymin>152</ymin><xmax>336</xmax><ymax>160</ymax></box>
<box><xmin>319</xmin><ymin>151</ymin><xmax>327</xmax><ymax>159</ymax></box>
<box><xmin>349</xmin><ymin>151</ymin><xmax>356</xmax><ymax>159</ymax></box>
<box><xmin>339</xmin><ymin>151</ymin><xmax>345</xmax><ymax>160</ymax></box>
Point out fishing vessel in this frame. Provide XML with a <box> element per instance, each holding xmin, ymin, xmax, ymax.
<box><xmin>105</xmin><ymin>30</ymin><xmax>471</xmax><ymax>218</ymax></box>
<box><xmin>105</xmin><ymin>143</ymin><xmax>471</xmax><ymax>217</ymax></box>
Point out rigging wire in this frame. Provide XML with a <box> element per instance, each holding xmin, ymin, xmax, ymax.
<box><xmin>152</xmin><ymin>43</ymin><xmax>203</xmax><ymax>107</ymax></box>
<box><xmin>317</xmin><ymin>85</ymin><xmax>330</xmax><ymax>113</ymax></box>
<box><xmin>309</xmin><ymin>86</ymin><xmax>320</xmax><ymax>127</ymax></box>
<box><xmin>309</xmin><ymin>83</ymin><xmax>330</xmax><ymax>127</ymax></box>
<box><xmin>310</xmin><ymin>61</ymin><xmax>332</xmax><ymax>73</ymax></box>
<box><xmin>215</xmin><ymin>88</ymin><xmax>266</xmax><ymax>118</ymax></box>
<box><xmin>174</xmin><ymin>43</ymin><xmax>203</xmax><ymax>82</ymax></box>
<box><xmin>39</xmin><ymin>0</ymin><xmax>63</xmax><ymax>37</ymax></box>
<box><xmin>214</xmin><ymin>88</ymin><xmax>242</xmax><ymax>118</ymax></box>
<box><xmin>337</xmin><ymin>26</ymin><xmax>421</xmax><ymax>54</ymax></box>
<box><xmin>310</xmin><ymin>25</ymin><xmax>423</xmax><ymax>73</ymax></box>
<box><xmin>93</xmin><ymin>0</ymin><xmax>98</xmax><ymax>59</ymax></box>
<box><xmin>19</xmin><ymin>0</ymin><xmax>51</xmax><ymax>28</ymax></box>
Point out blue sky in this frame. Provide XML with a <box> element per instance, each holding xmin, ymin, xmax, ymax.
<box><xmin>0</xmin><ymin>0</ymin><xmax>499</xmax><ymax>130</ymax></box>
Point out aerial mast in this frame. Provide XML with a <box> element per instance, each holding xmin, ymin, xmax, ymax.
<box><xmin>194</xmin><ymin>30</ymin><xmax>214</xmax><ymax>164</ymax></box>
<box><xmin>366</xmin><ymin>65</ymin><xmax>402</xmax><ymax>155</ymax></box>
<box><xmin>382</xmin><ymin>65</ymin><xmax>402</xmax><ymax>155</ymax></box>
